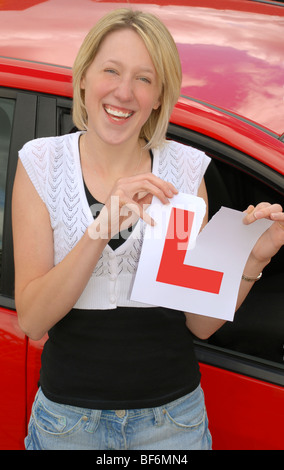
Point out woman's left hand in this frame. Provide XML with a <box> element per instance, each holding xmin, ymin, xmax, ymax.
<box><xmin>243</xmin><ymin>202</ymin><xmax>284</xmax><ymax>263</ymax></box>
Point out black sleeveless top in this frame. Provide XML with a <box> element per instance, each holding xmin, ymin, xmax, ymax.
<box><xmin>39</xmin><ymin>157</ymin><xmax>201</xmax><ymax>409</ymax></box>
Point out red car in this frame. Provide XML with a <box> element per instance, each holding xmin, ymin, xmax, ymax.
<box><xmin>0</xmin><ymin>0</ymin><xmax>283</xmax><ymax>450</ymax></box>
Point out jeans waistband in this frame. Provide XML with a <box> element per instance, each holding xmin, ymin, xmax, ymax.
<box><xmin>37</xmin><ymin>385</ymin><xmax>200</xmax><ymax>427</ymax></box>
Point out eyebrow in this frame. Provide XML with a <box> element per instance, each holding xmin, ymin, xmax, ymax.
<box><xmin>103</xmin><ymin>60</ymin><xmax>155</xmax><ymax>75</ymax></box>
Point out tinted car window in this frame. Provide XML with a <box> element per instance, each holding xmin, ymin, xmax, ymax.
<box><xmin>167</xmin><ymin>125</ymin><xmax>284</xmax><ymax>369</ymax></box>
<box><xmin>57</xmin><ymin>105</ymin><xmax>76</xmax><ymax>135</ymax></box>
<box><xmin>0</xmin><ymin>98</ymin><xmax>15</xmax><ymax>265</ymax></box>
<box><xmin>204</xmin><ymin>157</ymin><xmax>284</xmax><ymax>366</ymax></box>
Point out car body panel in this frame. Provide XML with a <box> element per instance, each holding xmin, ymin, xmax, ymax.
<box><xmin>200</xmin><ymin>363</ymin><xmax>284</xmax><ymax>450</ymax></box>
<box><xmin>0</xmin><ymin>308</ymin><xmax>26</xmax><ymax>450</ymax></box>
<box><xmin>1</xmin><ymin>60</ymin><xmax>283</xmax><ymax>175</ymax></box>
<box><xmin>0</xmin><ymin>57</ymin><xmax>73</xmax><ymax>97</ymax></box>
<box><xmin>172</xmin><ymin>101</ymin><xmax>284</xmax><ymax>175</ymax></box>
<box><xmin>0</xmin><ymin>0</ymin><xmax>284</xmax><ymax>136</ymax></box>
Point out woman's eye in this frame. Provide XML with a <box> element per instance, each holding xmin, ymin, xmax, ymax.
<box><xmin>105</xmin><ymin>69</ymin><xmax>118</xmax><ymax>75</ymax></box>
<box><xmin>138</xmin><ymin>77</ymin><xmax>151</xmax><ymax>84</ymax></box>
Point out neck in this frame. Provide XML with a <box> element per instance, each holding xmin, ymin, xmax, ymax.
<box><xmin>82</xmin><ymin>132</ymin><xmax>144</xmax><ymax>179</ymax></box>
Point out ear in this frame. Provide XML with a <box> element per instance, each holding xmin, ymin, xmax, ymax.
<box><xmin>153</xmin><ymin>100</ymin><xmax>161</xmax><ymax>111</ymax></box>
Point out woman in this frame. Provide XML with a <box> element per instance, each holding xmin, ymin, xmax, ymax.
<box><xmin>12</xmin><ymin>9</ymin><xmax>284</xmax><ymax>450</ymax></box>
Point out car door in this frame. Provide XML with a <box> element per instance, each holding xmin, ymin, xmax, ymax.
<box><xmin>27</xmin><ymin>95</ymin><xmax>284</xmax><ymax>450</ymax></box>
<box><xmin>1</xmin><ymin>90</ymin><xmax>283</xmax><ymax>450</ymax></box>
<box><xmin>0</xmin><ymin>89</ymin><xmax>35</xmax><ymax>450</ymax></box>
<box><xmin>167</xmin><ymin>120</ymin><xmax>284</xmax><ymax>450</ymax></box>
<box><xmin>0</xmin><ymin>88</ymin><xmax>57</xmax><ymax>450</ymax></box>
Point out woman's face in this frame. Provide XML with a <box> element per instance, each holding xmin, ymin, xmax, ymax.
<box><xmin>81</xmin><ymin>28</ymin><xmax>161</xmax><ymax>147</ymax></box>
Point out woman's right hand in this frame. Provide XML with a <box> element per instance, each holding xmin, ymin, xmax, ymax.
<box><xmin>88</xmin><ymin>173</ymin><xmax>178</xmax><ymax>240</ymax></box>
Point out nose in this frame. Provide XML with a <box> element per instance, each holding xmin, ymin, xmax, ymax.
<box><xmin>113</xmin><ymin>76</ymin><xmax>134</xmax><ymax>102</ymax></box>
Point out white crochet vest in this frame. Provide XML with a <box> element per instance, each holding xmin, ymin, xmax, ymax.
<box><xmin>19</xmin><ymin>131</ymin><xmax>210</xmax><ymax>309</ymax></box>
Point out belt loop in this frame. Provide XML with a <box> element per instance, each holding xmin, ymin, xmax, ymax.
<box><xmin>85</xmin><ymin>409</ymin><xmax>101</xmax><ymax>433</ymax></box>
<box><xmin>153</xmin><ymin>405</ymin><xmax>164</xmax><ymax>427</ymax></box>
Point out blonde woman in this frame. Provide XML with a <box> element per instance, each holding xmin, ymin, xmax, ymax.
<box><xmin>12</xmin><ymin>9</ymin><xmax>284</xmax><ymax>450</ymax></box>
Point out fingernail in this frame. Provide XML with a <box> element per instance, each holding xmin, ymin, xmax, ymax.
<box><xmin>245</xmin><ymin>205</ymin><xmax>254</xmax><ymax>214</ymax></box>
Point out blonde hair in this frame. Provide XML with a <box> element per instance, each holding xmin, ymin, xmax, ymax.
<box><xmin>72</xmin><ymin>9</ymin><xmax>182</xmax><ymax>149</ymax></box>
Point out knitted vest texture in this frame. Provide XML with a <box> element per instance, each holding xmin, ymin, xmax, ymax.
<box><xmin>19</xmin><ymin>131</ymin><xmax>210</xmax><ymax>309</ymax></box>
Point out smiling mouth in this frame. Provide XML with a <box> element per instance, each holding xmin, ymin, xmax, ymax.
<box><xmin>104</xmin><ymin>105</ymin><xmax>134</xmax><ymax>121</ymax></box>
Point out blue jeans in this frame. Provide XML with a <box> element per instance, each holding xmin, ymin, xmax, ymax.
<box><xmin>25</xmin><ymin>385</ymin><xmax>212</xmax><ymax>450</ymax></box>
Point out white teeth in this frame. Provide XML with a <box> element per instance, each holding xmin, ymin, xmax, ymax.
<box><xmin>104</xmin><ymin>106</ymin><xmax>133</xmax><ymax>118</ymax></box>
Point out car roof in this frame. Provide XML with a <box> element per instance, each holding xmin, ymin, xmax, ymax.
<box><xmin>0</xmin><ymin>0</ymin><xmax>284</xmax><ymax>139</ymax></box>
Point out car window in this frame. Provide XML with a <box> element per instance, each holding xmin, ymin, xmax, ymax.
<box><xmin>57</xmin><ymin>104</ymin><xmax>76</xmax><ymax>135</ymax></box>
<box><xmin>166</xmin><ymin>124</ymin><xmax>284</xmax><ymax>371</ymax></box>
<box><xmin>0</xmin><ymin>97</ymin><xmax>15</xmax><ymax>264</ymax></box>
<box><xmin>204</xmin><ymin>157</ymin><xmax>284</xmax><ymax>366</ymax></box>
